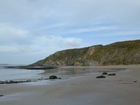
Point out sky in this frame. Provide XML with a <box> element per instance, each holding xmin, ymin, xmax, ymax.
<box><xmin>0</xmin><ymin>0</ymin><xmax>140</xmax><ymax>65</ymax></box>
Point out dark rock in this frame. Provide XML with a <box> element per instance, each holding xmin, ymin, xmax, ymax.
<box><xmin>26</xmin><ymin>79</ymin><xmax>31</xmax><ymax>82</ymax></box>
<box><xmin>0</xmin><ymin>81</ymin><xmax>4</xmax><ymax>84</ymax></box>
<box><xmin>38</xmin><ymin>78</ymin><xmax>42</xmax><ymax>81</ymax></box>
<box><xmin>49</xmin><ymin>75</ymin><xmax>58</xmax><ymax>79</ymax></box>
<box><xmin>108</xmin><ymin>73</ymin><xmax>116</xmax><ymax>76</ymax></box>
<box><xmin>134</xmin><ymin>81</ymin><xmax>137</xmax><ymax>82</ymax></box>
<box><xmin>9</xmin><ymin>80</ymin><xmax>18</xmax><ymax>83</ymax></box>
<box><xmin>96</xmin><ymin>75</ymin><xmax>106</xmax><ymax>78</ymax></box>
<box><xmin>0</xmin><ymin>95</ymin><xmax>3</xmax><ymax>97</ymax></box>
<box><xmin>102</xmin><ymin>72</ymin><xmax>108</xmax><ymax>75</ymax></box>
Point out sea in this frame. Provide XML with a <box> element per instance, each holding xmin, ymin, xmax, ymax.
<box><xmin>0</xmin><ymin>64</ymin><xmax>102</xmax><ymax>82</ymax></box>
<box><xmin>0</xmin><ymin>64</ymin><xmax>44</xmax><ymax>81</ymax></box>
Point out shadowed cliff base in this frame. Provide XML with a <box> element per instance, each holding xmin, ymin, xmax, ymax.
<box><xmin>4</xmin><ymin>65</ymin><xmax>58</xmax><ymax>70</ymax></box>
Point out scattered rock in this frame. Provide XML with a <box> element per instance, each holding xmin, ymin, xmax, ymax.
<box><xmin>102</xmin><ymin>72</ymin><xmax>108</xmax><ymax>75</ymax></box>
<box><xmin>0</xmin><ymin>81</ymin><xmax>4</xmax><ymax>84</ymax></box>
<box><xmin>0</xmin><ymin>95</ymin><xmax>3</xmax><ymax>97</ymax></box>
<box><xmin>0</xmin><ymin>80</ymin><xmax>32</xmax><ymax>84</ymax></box>
<box><xmin>0</xmin><ymin>76</ymin><xmax>61</xmax><ymax>84</ymax></box>
<box><xmin>108</xmin><ymin>73</ymin><xmax>116</xmax><ymax>76</ymax></box>
<box><xmin>96</xmin><ymin>75</ymin><xmax>106</xmax><ymax>78</ymax></box>
<box><xmin>49</xmin><ymin>75</ymin><xmax>58</xmax><ymax>79</ymax></box>
<box><xmin>26</xmin><ymin>79</ymin><xmax>31</xmax><ymax>82</ymax></box>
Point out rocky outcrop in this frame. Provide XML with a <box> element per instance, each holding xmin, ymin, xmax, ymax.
<box><xmin>31</xmin><ymin>39</ymin><xmax>140</xmax><ymax>66</ymax></box>
<box><xmin>108</xmin><ymin>73</ymin><xmax>116</xmax><ymax>76</ymax></box>
<box><xmin>96</xmin><ymin>75</ymin><xmax>106</xmax><ymax>78</ymax></box>
<box><xmin>0</xmin><ymin>95</ymin><xmax>3</xmax><ymax>97</ymax></box>
<box><xmin>0</xmin><ymin>75</ymin><xmax>61</xmax><ymax>84</ymax></box>
<box><xmin>102</xmin><ymin>72</ymin><xmax>108</xmax><ymax>75</ymax></box>
<box><xmin>49</xmin><ymin>75</ymin><xmax>58</xmax><ymax>79</ymax></box>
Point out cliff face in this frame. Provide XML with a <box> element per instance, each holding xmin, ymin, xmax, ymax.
<box><xmin>31</xmin><ymin>39</ymin><xmax>140</xmax><ymax>66</ymax></box>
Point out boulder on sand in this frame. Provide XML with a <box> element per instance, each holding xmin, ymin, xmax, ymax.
<box><xmin>108</xmin><ymin>73</ymin><xmax>116</xmax><ymax>76</ymax></box>
<box><xmin>49</xmin><ymin>75</ymin><xmax>58</xmax><ymax>79</ymax></box>
<box><xmin>96</xmin><ymin>75</ymin><xmax>106</xmax><ymax>79</ymax></box>
<box><xmin>0</xmin><ymin>95</ymin><xmax>3</xmax><ymax>97</ymax></box>
<box><xmin>102</xmin><ymin>72</ymin><xmax>108</xmax><ymax>75</ymax></box>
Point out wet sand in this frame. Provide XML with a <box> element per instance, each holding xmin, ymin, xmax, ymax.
<box><xmin>0</xmin><ymin>65</ymin><xmax>140</xmax><ymax>105</ymax></box>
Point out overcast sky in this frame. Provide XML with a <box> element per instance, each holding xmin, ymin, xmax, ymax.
<box><xmin>0</xmin><ymin>0</ymin><xmax>140</xmax><ymax>64</ymax></box>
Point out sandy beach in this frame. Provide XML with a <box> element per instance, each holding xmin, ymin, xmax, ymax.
<box><xmin>0</xmin><ymin>65</ymin><xmax>140</xmax><ymax>105</ymax></box>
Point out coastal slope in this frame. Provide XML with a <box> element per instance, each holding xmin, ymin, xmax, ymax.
<box><xmin>31</xmin><ymin>39</ymin><xmax>140</xmax><ymax>66</ymax></box>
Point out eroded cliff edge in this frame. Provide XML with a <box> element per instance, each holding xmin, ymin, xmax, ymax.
<box><xmin>30</xmin><ymin>39</ymin><xmax>140</xmax><ymax>66</ymax></box>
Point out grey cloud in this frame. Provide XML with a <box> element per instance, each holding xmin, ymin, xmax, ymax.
<box><xmin>0</xmin><ymin>24</ymin><xmax>29</xmax><ymax>44</ymax></box>
<box><xmin>28</xmin><ymin>0</ymin><xmax>37</xmax><ymax>2</ymax></box>
<box><xmin>34</xmin><ymin>35</ymin><xmax>82</xmax><ymax>48</ymax></box>
<box><xmin>63</xmin><ymin>26</ymin><xmax>117</xmax><ymax>34</ymax></box>
<box><xmin>0</xmin><ymin>0</ymin><xmax>139</xmax><ymax>64</ymax></box>
<box><xmin>0</xmin><ymin>45</ymin><xmax>18</xmax><ymax>52</ymax></box>
<box><xmin>65</xmin><ymin>38</ymin><xmax>82</xmax><ymax>47</ymax></box>
<box><xmin>0</xmin><ymin>28</ymin><xmax>82</xmax><ymax>53</ymax></box>
<box><xmin>32</xmin><ymin>30</ymin><xmax>41</xmax><ymax>36</ymax></box>
<box><xmin>0</xmin><ymin>0</ymin><xmax>140</xmax><ymax>26</ymax></box>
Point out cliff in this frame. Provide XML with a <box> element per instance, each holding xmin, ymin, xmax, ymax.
<box><xmin>31</xmin><ymin>39</ymin><xmax>140</xmax><ymax>66</ymax></box>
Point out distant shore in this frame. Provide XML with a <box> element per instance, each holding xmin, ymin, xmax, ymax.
<box><xmin>4</xmin><ymin>64</ymin><xmax>140</xmax><ymax>70</ymax></box>
<box><xmin>4</xmin><ymin>65</ymin><xmax>58</xmax><ymax>70</ymax></box>
<box><xmin>59</xmin><ymin>64</ymin><xmax>140</xmax><ymax>69</ymax></box>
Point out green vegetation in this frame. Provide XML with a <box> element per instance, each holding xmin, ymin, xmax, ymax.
<box><xmin>31</xmin><ymin>39</ymin><xmax>140</xmax><ymax>66</ymax></box>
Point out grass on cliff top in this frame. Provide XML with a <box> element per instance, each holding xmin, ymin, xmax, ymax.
<box><xmin>88</xmin><ymin>40</ymin><xmax>140</xmax><ymax>62</ymax></box>
<box><xmin>35</xmin><ymin>39</ymin><xmax>140</xmax><ymax>65</ymax></box>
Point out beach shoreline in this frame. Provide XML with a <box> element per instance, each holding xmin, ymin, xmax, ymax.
<box><xmin>59</xmin><ymin>64</ymin><xmax>140</xmax><ymax>69</ymax></box>
<box><xmin>0</xmin><ymin>65</ymin><xmax>140</xmax><ymax>105</ymax></box>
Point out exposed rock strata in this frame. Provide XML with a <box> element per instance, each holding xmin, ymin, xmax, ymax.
<box><xmin>31</xmin><ymin>39</ymin><xmax>140</xmax><ymax>66</ymax></box>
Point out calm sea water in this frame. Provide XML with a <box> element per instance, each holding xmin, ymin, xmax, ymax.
<box><xmin>0</xmin><ymin>64</ymin><xmax>105</xmax><ymax>81</ymax></box>
<box><xmin>0</xmin><ymin>64</ymin><xmax>44</xmax><ymax>81</ymax></box>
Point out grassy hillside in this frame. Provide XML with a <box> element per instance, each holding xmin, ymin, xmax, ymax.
<box><xmin>31</xmin><ymin>39</ymin><xmax>140</xmax><ymax>66</ymax></box>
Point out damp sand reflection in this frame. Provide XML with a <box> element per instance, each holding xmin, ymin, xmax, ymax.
<box><xmin>42</xmin><ymin>67</ymin><xmax>125</xmax><ymax>79</ymax></box>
